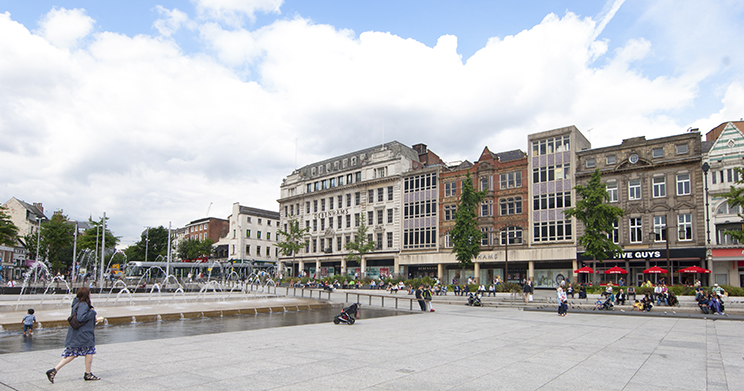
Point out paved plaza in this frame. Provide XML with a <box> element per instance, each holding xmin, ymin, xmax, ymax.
<box><xmin>1</xmin><ymin>296</ymin><xmax>743</xmax><ymax>391</ymax></box>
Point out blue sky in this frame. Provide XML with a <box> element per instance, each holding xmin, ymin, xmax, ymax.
<box><xmin>1</xmin><ymin>0</ymin><xmax>743</xmax><ymax>245</ymax></box>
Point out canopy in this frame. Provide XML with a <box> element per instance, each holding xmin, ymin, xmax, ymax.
<box><xmin>679</xmin><ymin>266</ymin><xmax>711</xmax><ymax>274</ymax></box>
<box><xmin>604</xmin><ymin>266</ymin><xmax>628</xmax><ymax>274</ymax></box>
<box><xmin>575</xmin><ymin>266</ymin><xmax>594</xmax><ymax>273</ymax></box>
<box><xmin>643</xmin><ymin>266</ymin><xmax>667</xmax><ymax>274</ymax></box>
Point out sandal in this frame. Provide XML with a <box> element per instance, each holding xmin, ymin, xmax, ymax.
<box><xmin>46</xmin><ymin>368</ymin><xmax>57</xmax><ymax>384</ymax></box>
<box><xmin>84</xmin><ymin>372</ymin><xmax>100</xmax><ymax>381</ymax></box>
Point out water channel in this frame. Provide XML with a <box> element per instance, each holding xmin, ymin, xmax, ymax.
<box><xmin>0</xmin><ymin>307</ymin><xmax>410</xmax><ymax>355</ymax></box>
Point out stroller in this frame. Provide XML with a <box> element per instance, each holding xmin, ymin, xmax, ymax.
<box><xmin>333</xmin><ymin>303</ymin><xmax>360</xmax><ymax>325</ymax></box>
<box><xmin>598</xmin><ymin>297</ymin><xmax>614</xmax><ymax>311</ymax></box>
<box><xmin>467</xmin><ymin>292</ymin><xmax>482</xmax><ymax>307</ymax></box>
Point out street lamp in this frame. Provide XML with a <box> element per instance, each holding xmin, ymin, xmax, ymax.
<box><xmin>651</xmin><ymin>224</ymin><xmax>686</xmax><ymax>285</ymax></box>
<box><xmin>702</xmin><ymin>162</ymin><xmax>711</xmax><ymax>245</ymax></box>
<box><xmin>498</xmin><ymin>225</ymin><xmax>519</xmax><ymax>283</ymax></box>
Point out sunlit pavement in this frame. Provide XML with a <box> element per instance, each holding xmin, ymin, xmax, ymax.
<box><xmin>1</xmin><ymin>299</ymin><xmax>743</xmax><ymax>390</ymax></box>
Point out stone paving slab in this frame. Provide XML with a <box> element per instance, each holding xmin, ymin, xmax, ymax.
<box><xmin>1</xmin><ymin>301</ymin><xmax>743</xmax><ymax>390</ymax></box>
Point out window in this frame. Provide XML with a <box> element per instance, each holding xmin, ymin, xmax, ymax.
<box><xmin>678</xmin><ymin>214</ymin><xmax>692</xmax><ymax>241</ymax></box>
<box><xmin>628</xmin><ymin>179</ymin><xmax>641</xmax><ymax>200</ymax></box>
<box><xmin>338</xmin><ymin>176</ymin><xmax>344</xmax><ymax>186</ymax></box>
<box><xmin>629</xmin><ymin>218</ymin><xmax>642</xmax><ymax>243</ymax></box>
<box><xmin>347</xmin><ymin>173</ymin><xmax>353</xmax><ymax>184</ymax></box>
<box><xmin>388</xmin><ymin>186</ymin><xmax>394</xmax><ymax>201</ymax></box>
<box><xmin>676</xmin><ymin>144</ymin><xmax>688</xmax><ymax>154</ymax></box>
<box><xmin>606</xmin><ymin>155</ymin><xmax>616</xmax><ymax>165</ymax></box>
<box><xmin>444</xmin><ymin>205</ymin><xmax>456</xmax><ymax>221</ymax></box>
<box><xmin>652</xmin><ymin>176</ymin><xmax>666</xmax><ymax>198</ymax></box>
<box><xmin>355</xmin><ymin>172</ymin><xmax>361</xmax><ymax>182</ymax></box>
<box><xmin>246</xmin><ymin>229</ymin><xmax>251</xmax><ymax>238</ymax></box>
<box><xmin>266</xmin><ymin>247</ymin><xmax>270</xmax><ymax>256</ymax></box>
<box><xmin>313</xmin><ymin>220</ymin><xmax>317</xmax><ymax>232</ymax></box>
<box><xmin>346</xmin><ymin>214</ymin><xmax>351</xmax><ymax>228</ymax></box>
<box><xmin>532</xmin><ymin>220</ymin><xmax>572</xmax><ymax>242</ymax></box>
<box><xmin>320</xmin><ymin>218</ymin><xmax>325</xmax><ymax>231</ymax></box>
<box><xmin>346</xmin><ymin>194</ymin><xmax>351</xmax><ymax>207</ymax></box>
<box><xmin>257</xmin><ymin>245</ymin><xmax>262</xmax><ymax>255</ymax></box>
<box><xmin>377</xmin><ymin>188</ymin><xmax>384</xmax><ymax>202</ymax></box>
<box><xmin>313</xmin><ymin>200</ymin><xmax>318</xmax><ymax>212</ymax></box>
<box><xmin>377</xmin><ymin>210</ymin><xmax>383</xmax><ymax>225</ymax></box>
<box><xmin>500</xmin><ymin>172</ymin><xmax>522</xmax><ymax>189</ymax></box>
<box><xmin>337</xmin><ymin>236</ymin><xmax>342</xmax><ymax>251</ymax></box>
<box><xmin>368</xmin><ymin>190</ymin><xmax>374</xmax><ymax>203</ymax></box>
<box><xmin>246</xmin><ymin>245</ymin><xmax>250</xmax><ymax>255</ymax></box>
<box><xmin>481</xmin><ymin>202</ymin><xmax>490</xmax><ymax>217</ymax></box>
<box><xmin>480</xmin><ymin>227</ymin><xmax>491</xmax><ymax>246</ymax></box>
<box><xmin>610</xmin><ymin>220</ymin><xmax>619</xmax><ymax>244</ymax></box>
<box><xmin>387</xmin><ymin>209</ymin><xmax>393</xmax><ymax>224</ymax></box>
<box><xmin>387</xmin><ymin>232</ymin><xmax>393</xmax><ymax>248</ymax></box>
<box><xmin>329</xmin><ymin>197</ymin><xmax>334</xmax><ymax>210</ymax></box>
<box><xmin>652</xmin><ymin>148</ymin><xmax>663</xmax><ymax>158</ymax></box>
<box><xmin>337</xmin><ymin>216</ymin><xmax>342</xmax><ymax>229</ymax></box>
<box><xmin>676</xmin><ymin>173</ymin><xmax>691</xmax><ymax>195</ymax></box>
<box><xmin>267</xmin><ymin>232</ymin><xmax>271</xmax><ymax>240</ymax></box>
<box><xmin>445</xmin><ymin>181</ymin><xmax>457</xmax><ymax>197</ymax></box>
<box><xmin>368</xmin><ymin>211</ymin><xmax>374</xmax><ymax>225</ymax></box>
<box><xmin>500</xmin><ymin>197</ymin><xmax>522</xmax><ymax>215</ymax></box>
<box><xmin>480</xmin><ymin>176</ymin><xmax>490</xmax><ymax>191</ymax></box>
<box><xmin>586</xmin><ymin>158</ymin><xmax>595</xmax><ymax>168</ymax></box>
<box><xmin>355</xmin><ymin>192</ymin><xmax>360</xmax><ymax>205</ymax></box>
<box><xmin>321</xmin><ymin>198</ymin><xmax>325</xmax><ymax>211</ymax></box>
<box><xmin>653</xmin><ymin>216</ymin><xmax>667</xmax><ymax>242</ymax></box>
<box><xmin>376</xmin><ymin>167</ymin><xmax>387</xmax><ymax>178</ymax></box>
<box><xmin>500</xmin><ymin>227</ymin><xmax>523</xmax><ymax>245</ymax></box>
<box><xmin>607</xmin><ymin>181</ymin><xmax>618</xmax><ymax>202</ymax></box>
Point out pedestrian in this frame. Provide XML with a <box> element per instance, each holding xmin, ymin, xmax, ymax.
<box><xmin>46</xmin><ymin>287</ymin><xmax>100</xmax><ymax>383</ymax></box>
<box><xmin>423</xmin><ymin>285</ymin><xmax>434</xmax><ymax>312</ymax></box>
<box><xmin>22</xmin><ymin>308</ymin><xmax>36</xmax><ymax>337</ymax></box>
<box><xmin>557</xmin><ymin>287</ymin><xmax>568</xmax><ymax>317</ymax></box>
<box><xmin>522</xmin><ymin>280</ymin><xmax>532</xmax><ymax>303</ymax></box>
<box><xmin>415</xmin><ymin>286</ymin><xmax>426</xmax><ymax>311</ymax></box>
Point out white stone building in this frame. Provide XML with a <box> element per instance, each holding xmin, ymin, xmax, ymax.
<box><xmin>213</xmin><ymin>203</ymin><xmax>280</xmax><ymax>269</ymax></box>
<box><xmin>277</xmin><ymin>141</ymin><xmax>423</xmax><ymax>278</ymax></box>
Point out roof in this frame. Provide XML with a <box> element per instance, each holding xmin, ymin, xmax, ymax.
<box><xmin>9</xmin><ymin>198</ymin><xmax>47</xmax><ymax>220</ymax></box>
<box><xmin>238</xmin><ymin>206</ymin><xmax>280</xmax><ymax>220</ymax></box>
<box><xmin>493</xmin><ymin>149</ymin><xmax>526</xmax><ymax>162</ymax></box>
<box><xmin>294</xmin><ymin>141</ymin><xmax>419</xmax><ymax>179</ymax></box>
<box><xmin>706</xmin><ymin>121</ymin><xmax>744</xmax><ymax>142</ymax></box>
<box><xmin>702</xmin><ymin>140</ymin><xmax>714</xmax><ymax>154</ymax></box>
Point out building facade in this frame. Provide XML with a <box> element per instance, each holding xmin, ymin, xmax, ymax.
<box><xmin>574</xmin><ymin>132</ymin><xmax>706</xmax><ymax>285</ymax></box>
<box><xmin>213</xmin><ymin>203</ymin><xmax>280</xmax><ymax>267</ymax></box>
<box><xmin>183</xmin><ymin>217</ymin><xmax>229</xmax><ymax>243</ymax></box>
<box><xmin>527</xmin><ymin>126</ymin><xmax>590</xmax><ymax>287</ymax></box>
<box><xmin>703</xmin><ymin>121</ymin><xmax>744</xmax><ymax>287</ymax></box>
<box><xmin>277</xmin><ymin>141</ymin><xmax>424</xmax><ymax>278</ymax></box>
<box><xmin>1</xmin><ymin>197</ymin><xmax>48</xmax><ymax>279</ymax></box>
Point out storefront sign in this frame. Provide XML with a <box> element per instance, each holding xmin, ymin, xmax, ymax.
<box><xmin>578</xmin><ymin>247</ymin><xmax>706</xmax><ymax>261</ymax></box>
<box><xmin>314</xmin><ymin>208</ymin><xmax>350</xmax><ymax>219</ymax></box>
<box><xmin>475</xmin><ymin>252</ymin><xmax>499</xmax><ymax>260</ymax></box>
<box><xmin>710</xmin><ymin>248</ymin><xmax>744</xmax><ymax>257</ymax></box>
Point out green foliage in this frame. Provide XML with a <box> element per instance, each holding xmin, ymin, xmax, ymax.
<box><xmin>41</xmin><ymin>212</ymin><xmax>75</xmax><ymax>272</ymax></box>
<box><xmin>125</xmin><ymin>226</ymin><xmax>170</xmax><ymax>261</ymax></box>
<box><xmin>345</xmin><ymin>215</ymin><xmax>375</xmax><ymax>264</ymax></box>
<box><xmin>720</xmin><ymin>167</ymin><xmax>744</xmax><ymax>242</ymax></box>
<box><xmin>177</xmin><ymin>238</ymin><xmax>214</xmax><ymax>260</ymax></box>
<box><xmin>77</xmin><ymin>216</ymin><xmax>120</xmax><ymax>251</ymax></box>
<box><xmin>277</xmin><ymin>217</ymin><xmax>310</xmax><ymax>257</ymax></box>
<box><xmin>0</xmin><ymin>205</ymin><xmax>19</xmax><ymax>246</ymax></box>
<box><xmin>451</xmin><ymin>172</ymin><xmax>486</xmax><ymax>268</ymax></box>
<box><xmin>563</xmin><ymin>169</ymin><xmax>625</xmax><ymax>262</ymax></box>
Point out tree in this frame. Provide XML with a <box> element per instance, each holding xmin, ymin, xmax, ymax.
<box><xmin>125</xmin><ymin>226</ymin><xmax>170</xmax><ymax>261</ymax></box>
<box><xmin>277</xmin><ymin>217</ymin><xmax>310</xmax><ymax>276</ymax></box>
<box><xmin>77</xmin><ymin>216</ymin><xmax>120</xmax><ymax>252</ymax></box>
<box><xmin>40</xmin><ymin>212</ymin><xmax>75</xmax><ymax>272</ymax></box>
<box><xmin>721</xmin><ymin>167</ymin><xmax>744</xmax><ymax>242</ymax></box>
<box><xmin>177</xmin><ymin>238</ymin><xmax>214</xmax><ymax>260</ymax></box>
<box><xmin>345</xmin><ymin>214</ymin><xmax>375</xmax><ymax>277</ymax></box>
<box><xmin>0</xmin><ymin>205</ymin><xmax>19</xmax><ymax>246</ymax></box>
<box><xmin>563</xmin><ymin>169</ymin><xmax>625</xmax><ymax>285</ymax></box>
<box><xmin>451</xmin><ymin>172</ymin><xmax>486</xmax><ymax>269</ymax></box>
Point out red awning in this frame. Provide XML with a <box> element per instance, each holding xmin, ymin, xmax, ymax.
<box><xmin>575</xmin><ymin>266</ymin><xmax>594</xmax><ymax>273</ymax></box>
<box><xmin>679</xmin><ymin>266</ymin><xmax>711</xmax><ymax>273</ymax></box>
<box><xmin>604</xmin><ymin>266</ymin><xmax>628</xmax><ymax>274</ymax></box>
<box><xmin>643</xmin><ymin>266</ymin><xmax>667</xmax><ymax>274</ymax></box>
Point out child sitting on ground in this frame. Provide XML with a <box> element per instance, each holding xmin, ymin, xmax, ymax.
<box><xmin>22</xmin><ymin>308</ymin><xmax>36</xmax><ymax>336</ymax></box>
<box><xmin>632</xmin><ymin>300</ymin><xmax>643</xmax><ymax>311</ymax></box>
<box><xmin>595</xmin><ymin>298</ymin><xmax>604</xmax><ymax>310</ymax></box>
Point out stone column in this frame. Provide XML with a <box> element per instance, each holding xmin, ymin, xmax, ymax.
<box><xmin>474</xmin><ymin>262</ymin><xmax>480</xmax><ymax>284</ymax></box>
<box><xmin>341</xmin><ymin>258</ymin><xmax>347</xmax><ymax>276</ymax></box>
<box><xmin>528</xmin><ymin>260</ymin><xmax>534</xmax><ymax>282</ymax></box>
<box><xmin>361</xmin><ymin>257</ymin><xmax>367</xmax><ymax>278</ymax></box>
<box><xmin>437</xmin><ymin>263</ymin><xmax>443</xmax><ymax>281</ymax></box>
<box><xmin>298</xmin><ymin>261</ymin><xmax>305</xmax><ymax>276</ymax></box>
<box><xmin>572</xmin><ymin>259</ymin><xmax>578</xmax><ymax>284</ymax></box>
<box><xmin>315</xmin><ymin>259</ymin><xmax>321</xmax><ymax>278</ymax></box>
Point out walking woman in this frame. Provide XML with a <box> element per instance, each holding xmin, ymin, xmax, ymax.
<box><xmin>46</xmin><ymin>287</ymin><xmax>100</xmax><ymax>383</ymax></box>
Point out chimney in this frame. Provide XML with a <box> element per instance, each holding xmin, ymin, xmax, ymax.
<box><xmin>412</xmin><ymin>143</ymin><xmax>428</xmax><ymax>155</ymax></box>
<box><xmin>33</xmin><ymin>203</ymin><xmax>43</xmax><ymax>213</ymax></box>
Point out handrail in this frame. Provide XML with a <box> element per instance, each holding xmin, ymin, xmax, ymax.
<box><xmin>283</xmin><ymin>287</ymin><xmax>416</xmax><ymax>310</ymax></box>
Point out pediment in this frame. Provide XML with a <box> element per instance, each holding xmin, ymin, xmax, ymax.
<box><xmin>649</xmin><ymin>203</ymin><xmax>671</xmax><ymax>212</ymax></box>
<box><xmin>676</xmin><ymin>201</ymin><xmax>696</xmax><ymax>210</ymax></box>
<box><xmin>615</xmin><ymin>158</ymin><xmax>653</xmax><ymax>171</ymax></box>
<box><xmin>625</xmin><ymin>204</ymin><xmax>645</xmax><ymax>214</ymax></box>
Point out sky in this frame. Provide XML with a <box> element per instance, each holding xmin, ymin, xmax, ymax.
<box><xmin>2</xmin><ymin>0</ymin><xmax>744</xmax><ymax>247</ymax></box>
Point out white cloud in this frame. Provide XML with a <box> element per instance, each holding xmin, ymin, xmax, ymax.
<box><xmin>1</xmin><ymin>3</ymin><xmax>743</xmax><ymax>245</ymax></box>
<box><xmin>153</xmin><ymin>6</ymin><xmax>193</xmax><ymax>37</ymax></box>
<box><xmin>194</xmin><ymin>0</ymin><xmax>282</xmax><ymax>27</ymax></box>
<box><xmin>34</xmin><ymin>7</ymin><xmax>94</xmax><ymax>49</ymax></box>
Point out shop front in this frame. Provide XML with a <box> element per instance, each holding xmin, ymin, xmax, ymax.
<box><xmin>577</xmin><ymin>247</ymin><xmax>707</xmax><ymax>286</ymax></box>
<box><xmin>709</xmin><ymin>248</ymin><xmax>744</xmax><ymax>287</ymax></box>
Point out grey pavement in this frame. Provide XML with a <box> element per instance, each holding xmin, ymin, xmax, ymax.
<box><xmin>1</xmin><ymin>296</ymin><xmax>743</xmax><ymax>391</ymax></box>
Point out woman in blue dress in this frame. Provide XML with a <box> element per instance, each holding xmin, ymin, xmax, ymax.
<box><xmin>46</xmin><ymin>287</ymin><xmax>100</xmax><ymax>383</ymax></box>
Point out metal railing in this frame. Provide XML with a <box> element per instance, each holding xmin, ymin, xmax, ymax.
<box><xmin>284</xmin><ymin>287</ymin><xmax>417</xmax><ymax>310</ymax></box>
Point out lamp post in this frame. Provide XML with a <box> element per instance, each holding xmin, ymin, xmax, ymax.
<box><xmin>499</xmin><ymin>225</ymin><xmax>517</xmax><ymax>283</ymax></box>
<box><xmin>34</xmin><ymin>216</ymin><xmax>41</xmax><ymax>284</ymax></box>
<box><xmin>144</xmin><ymin>227</ymin><xmax>150</xmax><ymax>262</ymax></box>
<box><xmin>702</xmin><ymin>162</ymin><xmax>711</xmax><ymax>245</ymax></box>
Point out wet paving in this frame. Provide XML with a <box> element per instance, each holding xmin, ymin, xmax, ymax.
<box><xmin>0</xmin><ymin>307</ymin><xmax>410</xmax><ymax>355</ymax></box>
